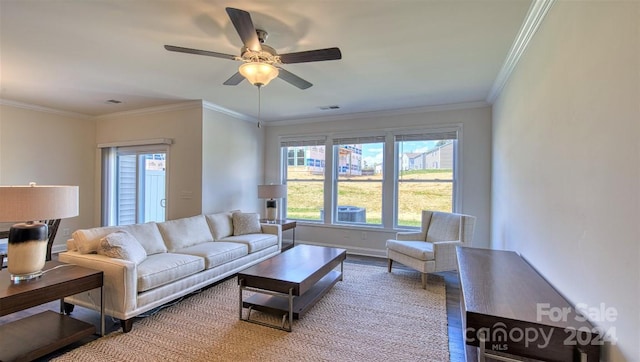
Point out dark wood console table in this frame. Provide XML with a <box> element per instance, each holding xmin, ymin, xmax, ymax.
<box><xmin>0</xmin><ymin>261</ymin><xmax>104</xmax><ymax>361</ymax></box>
<box><xmin>457</xmin><ymin>247</ymin><xmax>600</xmax><ymax>362</ymax></box>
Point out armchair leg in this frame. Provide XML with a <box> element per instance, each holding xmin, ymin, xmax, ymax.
<box><xmin>387</xmin><ymin>259</ymin><xmax>393</xmax><ymax>272</ymax></box>
<box><xmin>421</xmin><ymin>273</ymin><xmax>427</xmax><ymax>289</ymax></box>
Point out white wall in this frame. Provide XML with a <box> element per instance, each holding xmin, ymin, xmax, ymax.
<box><xmin>491</xmin><ymin>1</ymin><xmax>639</xmax><ymax>360</ymax></box>
<box><xmin>202</xmin><ymin>105</ymin><xmax>263</xmax><ymax>214</ymax></box>
<box><xmin>96</xmin><ymin>102</ymin><xmax>204</xmax><ymax>220</ymax></box>
<box><xmin>264</xmin><ymin>105</ymin><xmax>492</xmax><ymax>256</ymax></box>
<box><xmin>0</xmin><ymin>103</ymin><xmax>96</xmax><ymax>251</ymax></box>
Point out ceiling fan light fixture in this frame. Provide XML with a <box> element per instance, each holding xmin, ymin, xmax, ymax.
<box><xmin>239</xmin><ymin>62</ymin><xmax>279</xmax><ymax>87</ymax></box>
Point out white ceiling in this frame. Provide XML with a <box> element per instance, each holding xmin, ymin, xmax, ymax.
<box><xmin>0</xmin><ymin>0</ymin><xmax>532</xmax><ymax>122</ymax></box>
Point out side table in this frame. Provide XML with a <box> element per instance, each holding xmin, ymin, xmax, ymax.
<box><xmin>260</xmin><ymin>219</ymin><xmax>297</xmax><ymax>251</ymax></box>
<box><xmin>0</xmin><ymin>260</ymin><xmax>104</xmax><ymax>361</ymax></box>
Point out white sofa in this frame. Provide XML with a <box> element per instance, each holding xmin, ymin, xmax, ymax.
<box><xmin>59</xmin><ymin>211</ymin><xmax>281</xmax><ymax>332</ymax></box>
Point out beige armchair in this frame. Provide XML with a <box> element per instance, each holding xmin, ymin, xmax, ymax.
<box><xmin>386</xmin><ymin>210</ymin><xmax>476</xmax><ymax>288</ymax></box>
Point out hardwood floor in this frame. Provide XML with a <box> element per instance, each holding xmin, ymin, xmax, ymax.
<box><xmin>0</xmin><ymin>253</ymin><xmax>465</xmax><ymax>361</ymax></box>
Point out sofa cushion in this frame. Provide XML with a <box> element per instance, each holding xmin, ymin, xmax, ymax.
<box><xmin>205</xmin><ymin>211</ymin><xmax>234</xmax><ymax>240</ymax></box>
<box><xmin>222</xmin><ymin>233</ymin><xmax>278</xmax><ymax>253</ymax></box>
<box><xmin>72</xmin><ymin>226</ymin><xmax>119</xmax><ymax>254</ymax></box>
<box><xmin>174</xmin><ymin>242</ymin><xmax>248</xmax><ymax>269</ymax></box>
<box><xmin>232</xmin><ymin>212</ymin><xmax>261</xmax><ymax>236</ymax></box>
<box><xmin>157</xmin><ymin>215</ymin><xmax>214</xmax><ymax>252</ymax></box>
<box><xmin>386</xmin><ymin>240</ymin><xmax>434</xmax><ymax>261</ymax></box>
<box><xmin>426</xmin><ymin>212</ymin><xmax>460</xmax><ymax>242</ymax></box>
<box><xmin>137</xmin><ymin>253</ymin><xmax>205</xmax><ymax>292</ymax></box>
<box><xmin>97</xmin><ymin>231</ymin><xmax>147</xmax><ymax>265</ymax></box>
<box><xmin>119</xmin><ymin>222</ymin><xmax>167</xmax><ymax>255</ymax></box>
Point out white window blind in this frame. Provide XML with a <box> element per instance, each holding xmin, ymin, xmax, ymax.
<box><xmin>394</xmin><ymin>130</ymin><xmax>457</xmax><ymax>142</ymax></box>
<box><xmin>280</xmin><ymin>137</ymin><xmax>326</xmax><ymax>147</ymax></box>
<box><xmin>333</xmin><ymin>135</ymin><xmax>386</xmax><ymax>145</ymax></box>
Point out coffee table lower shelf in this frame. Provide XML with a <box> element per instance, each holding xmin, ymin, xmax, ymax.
<box><xmin>243</xmin><ymin>270</ymin><xmax>341</xmax><ymax>320</ymax></box>
<box><xmin>0</xmin><ymin>310</ymin><xmax>95</xmax><ymax>361</ymax></box>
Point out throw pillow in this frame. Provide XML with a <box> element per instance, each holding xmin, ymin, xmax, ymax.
<box><xmin>97</xmin><ymin>230</ymin><xmax>147</xmax><ymax>265</ymax></box>
<box><xmin>232</xmin><ymin>212</ymin><xmax>261</xmax><ymax>236</ymax></box>
<box><xmin>206</xmin><ymin>211</ymin><xmax>234</xmax><ymax>240</ymax></box>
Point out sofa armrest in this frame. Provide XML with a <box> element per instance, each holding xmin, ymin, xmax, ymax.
<box><xmin>432</xmin><ymin>240</ymin><xmax>463</xmax><ymax>272</ymax></box>
<box><xmin>58</xmin><ymin>251</ymin><xmax>137</xmax><ymax>319</ymax></box>
<box><xmin>395</xmin><ymin>231</ymin><xmax>424</xmax><ymax>241</ymax></box>
<box><xmin>260</xmin><ymin>223</ymin><xmax>282</xmax><ymax>250</ymax></box>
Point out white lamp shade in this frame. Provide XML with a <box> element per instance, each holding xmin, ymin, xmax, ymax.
<box><xmin>0</xmin><ymin>185</ymin><xmax>79</xmax><ymax>222</ymax></box>
<box><xmin>257</xmin><ymin>184</ymin><xmax>287</xmax><ymax>199</ymax></box>
<box><xmin>239</xmin><ymin>62</ymin><xmax>279</xmax><ymax>87</ymax></box>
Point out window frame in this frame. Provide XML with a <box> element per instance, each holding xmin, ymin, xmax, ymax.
<box><xmin>279</xmin><ymin>125</ymin><xmax>462</xmax><ymax>230</ymax></box>
<box><xmin>280</xmin><ymin>137</ymin><xmax>327</xmax><ymax>222</ymax></box>
<box><xmin>393</xmin><ymin>129</ymin><xmax>459</xmax><ymax>229</ymax></box>
<box><xmin>332</xmin><ymin>135</ymin><xmax>386</xmax><ymax>226</ymax></box>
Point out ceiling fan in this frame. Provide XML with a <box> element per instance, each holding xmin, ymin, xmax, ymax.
<box><xmin>164</xmin><ymin>7</ymin><xmax>342</xmax><ymax>89</ymax></box>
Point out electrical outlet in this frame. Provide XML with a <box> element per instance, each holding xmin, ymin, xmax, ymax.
<box><xmin>61</xmin><ymin>228</ymin><xmax>70</xmax><ymax>237</ymax></box>
<box><xmin>361</xmin><ymin>232</ymin><xmax>367</xmax><ymax>240</ymax></box>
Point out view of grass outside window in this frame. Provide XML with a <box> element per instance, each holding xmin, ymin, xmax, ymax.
<box><xmin>282</xmin><ymin>130</ymin><xmax>458</xmax><ymax>227</ymax></box>
<box><xmin>396</xmin><ymin>135</ymin><xmax>456</xmax><ymax>227</ymax></box>
<box><xmin>284</xmin><ymin>143</ymin><xmax>325</xmax><ymax>221</ymax></box>
<box><xmin>334</xmin><ymin>140</ymin><xmax>384</xmax><ymax>225</ymax></box>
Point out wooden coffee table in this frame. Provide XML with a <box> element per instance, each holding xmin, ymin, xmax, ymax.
<box><xmin>238</xmin><ymin>244</ymin><xmax>346</xmax><ymax>331</ymax></box>
<box><xmin>0</xmin><ymin>260</ymin><xmax>104</xmax><ymax>361</ymax></box>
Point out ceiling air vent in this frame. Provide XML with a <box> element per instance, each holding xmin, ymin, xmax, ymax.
<box><xmin>319</xmin><ymin>105</ymin><xmax>340</xmax><ymax>110</ymax></box>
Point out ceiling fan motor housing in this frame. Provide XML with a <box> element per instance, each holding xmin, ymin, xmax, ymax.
<box><xmin>240</xmin><ymin>44</ymin><xmax>279</xmax><ymax>64</ymax></box>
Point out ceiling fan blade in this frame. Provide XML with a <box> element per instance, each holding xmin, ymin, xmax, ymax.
<box><xmin>225</xmin><ymin>7</ymin><xmax>261</xmax><ymax>52</ymax></box>
<box><xmin>279</xmin><ymin>47</ymin><xmax>342</xmax><ymax>64</ymax></box>
<box><xmin>277</xmin><ymin>68</ymin><xmax>312</xmax><ymax>89</ymax></box>
<box><xmin>164</xmin><ymin>45</ymin><xmax>236</xmax><ymax>60</ymax></box>
<box><xmin>223</xmin><ymin>72</ymin><xmax>245</xmax><ymax>86</ymax></box>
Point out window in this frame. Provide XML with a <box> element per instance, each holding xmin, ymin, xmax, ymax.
<box><xmin>281</xmin><ymin>138</ymin><xmax>326</xmax><ymax>221</ymax></box>
<box><xmin>333</xmin><ymin>136</ymin><xmax>385</xmax><ymax>225</ymax></box>
<box><xmin>395</xmin><ymin>131</ymin><xmax>457</xmax><ymax>227</ymax></box>
<box><xmin>280</xmin><ymin>128</ymin><xmax>459</xmax><ymax>229</ymax></box>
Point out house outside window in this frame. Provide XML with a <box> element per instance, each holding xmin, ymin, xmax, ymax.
<box><xmin>395</xmin><ymin>131</ymin><xmax>458</xmax><ymax>227</ymax></box>
<box><xmin>281</xmin><ymin>138</ymin><xmax>326</xmax><ymax>221</ymax></box>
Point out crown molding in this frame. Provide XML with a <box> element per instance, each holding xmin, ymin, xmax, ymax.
<box><xmin>265</xmin><ymin>101</ymin><xmax>490</xmax><ymax>127</ymax></box>
<box><xmin>202</xmin><ymin>100</ymin><xmax>255</xmax><ymax>123</ymax></box>
<box><xmin>486</xmin><ymin>0</ymin><xmax>556</xmax><ymax>104</ymax></box>
<box><xmin>0</xmin><ymin>98</ymin><xmax>92</xmax><ymax>120</ymax></box>
<box><xmin>95</xmin><ymin>100</ymin><xmax>206</xmax><ymax>120</ymax></box>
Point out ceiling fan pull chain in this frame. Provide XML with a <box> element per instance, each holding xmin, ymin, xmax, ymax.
<box><xmin>257</xmin><ymin>86</ymin><xmax>262</xmax><ymax>128</ymax></box>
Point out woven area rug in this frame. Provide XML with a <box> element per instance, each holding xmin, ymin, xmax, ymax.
<box><xmin>54</xmin><ymin>262</ymin><xmax>449</xmax><ymax>361</ymax></box>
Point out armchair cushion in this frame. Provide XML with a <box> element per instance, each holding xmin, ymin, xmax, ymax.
<box><xmin>426</xmin><ymin>212</ymin><xmax>461</xmax><ymax>242</ymax></box>
<box><xmin>386</xmin><ymin>240</ymin><xmax>434</xmax><ymax>261</ymax></box>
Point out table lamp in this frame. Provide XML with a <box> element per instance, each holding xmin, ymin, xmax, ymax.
<box><xmin>257</xmin><ymin>184</ymin><xmax>287</xmax><ymax>222</ymax></box>
<box><xmin>0</xmin><ymin>183</ymin><xmax>79</xmax><ymax>282</ymax></box>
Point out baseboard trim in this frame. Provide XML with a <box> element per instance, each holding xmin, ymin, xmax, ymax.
<box><xmin>295</xmin><ymin>240</ymin><xmax>387</xmax><ymax>259</ymax></box>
